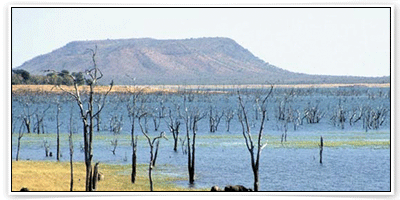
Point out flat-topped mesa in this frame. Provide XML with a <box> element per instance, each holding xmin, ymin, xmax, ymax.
<box><xmin>16</xmin><ymin>37</ymin><xmax>389</xmax><ymax>85</ymax></box>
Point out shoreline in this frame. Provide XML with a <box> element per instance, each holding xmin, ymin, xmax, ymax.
<box><xmin>11</xmin><ymin>83</ymin><xmax>390</xmax><ymax>94</ymax></box>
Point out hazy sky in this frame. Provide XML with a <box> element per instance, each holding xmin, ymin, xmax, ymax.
<box><xmin>11</xmin><ymin>7</ymin><xmax>391</xmax><ymax>77</ymax></box>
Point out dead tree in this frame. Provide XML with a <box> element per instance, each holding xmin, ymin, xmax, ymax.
<box><xmin>224</xmin><ymin>108</ymin><xmax>235</xmax><ymax>132</ymax></box>
<box><xmin>237</xmin><ymin>85</ymin><xmax>273</xmax><ymax>191</ymax></box>
<box><xmin>331</xmin><ymin>100</ymin><xmax>346</xmax><ymax>129</ymax></box>
<box><xmin>126</xmin><ymin>86</ymin><xmax>144</xmax><ymax>184</ymax></box>
<box><xmin>362</xmin><ymin>105</ymin><xmax>388</xmax><ymax>132</ymax></box>
<box><xmin>319</xmin><ymin>136</ymin><xmax>323</xmax><ymax>164</ymax></box>
<box><xmin>43</xmin><ymin>139</ymin><xmax>50</xmax><ymax>157</ymax></box>
<box><xmin>166</xmin><ymin>108</ymin><xmax>181</xmax><ymax>152</ymax></box>
<box><xmin>152</xmin><ymin>107</ymin><xmax>162</xmax><ymax>131</ymax></box>
<box><xmin>94</xmin><ymin>104</ymin><xmax>102</xmax><ymax>132</ymax></box>
<box><xmin>304</xmin><ymin>102</ymin><xmax>324</xmax><ymax>124</ymax></box>
<box><xmin>91</xmin><ymin>162</ymin><xmax>100</xmax><ymax>191</ymax></box>
<box><xmin>69</xmin><ymin>124</ymin><xmax>74</xmax><ymax>191</ymax></box>
<box><xmin>16</xmin><ymin>120</ymin><xmax>25</xmax><ymax>161</ymax></box>
<box><xmin>349</xmin><ymin>107</ymin><xmax>363</xmax><ymax>126</ymax></box>
<box><xmin>281</xmin><ymin>115</ymin><xmax>289</xmax><ymax>143</ymax></box>
<box><xmin>209</xmin><ymin>106</ymin><xmax>224</xmax><ymax>133</ymax></box>
<box><xmin>56</xmin><ymin>103</ymin><xmax>62</xmax><ymax>161</ymax></box>
<box><xmin>47</xmin><ymin>46</ymin><xmax>113</xmax><ymax>191</ymax></box>
<box><xmin>139</xmin><ymin>114</ymin><xmax>167</xmax><ymax>191</ymax></box>
<box><xmin>109</xmin><ymin>115</ymin><xmax>123</xmax><ymax>155</ymax></box>
<box><xmin>22</xmin><ymin>103</ymin><xmax>33</xmax><ymax>134</ymax></box>
<box><xmin>34</xmin><ymin>105</ymin><xmax>51</xmax><ymax>134</ymax></box>
<box><xmin>183</xmin><ymin>97</ymin><xmax>206</xmax><ymax>185</ymax></box>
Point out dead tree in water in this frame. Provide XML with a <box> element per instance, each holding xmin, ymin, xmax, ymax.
<box><xmin>22</xmin><ymin>102</ymin><xmax>33</xmax><ymax>134</ymax></box>
<box><xmin>68</xmin><ymin>104</ymin><xmax>75</xmax><ymax>191</ymax></box>
<box><xmin>319</xmin><ymin>136</ymin><xmax>323</xmax><ymax>164</ymax></box>
<box><xmin>16</xmin><ymin>120</ymin><xmax>25</xmax><ymax>161</ymax></box>
<box><xmin>69</xmin><ymin>124</ymin><xmax>74</xmax><ymax>191</ymax></box>
<box><xmin>224</xmin><ymin>108</ymin><xmax>235</xmax><ymax>132</ymax></box>
<box><xmin>43</xmin><ymin>139</ymin><xmax>50</xmax><ymax>157</ymax></box>
<box><xmin>56</xmin><ymin>103</ymin><xmax>62</xmax><ymax>161</ymax></box>
<box><xmin>331</xmin><ymin>99</ymin><xmax>346</xmax><ymax>129</ymax></box>
<box><xmin>109</xmin><ymin>115</ymin><xmax>123</xmax><ymax>155</ymax></box>
<box><xmin>166</xmin><ymin>108</ymin><xmax>181</xmax><ymax>152</ymax></box>
<box><xmin>362</xmin><ymin>106</ymin><xmax>388</xmax><ymax>132</ymax></box>
<box><xmin>183</xmin><ymin>95</ymin><xmax>206</xmax><ymax>185</ymax></box>
<box><xmin>139</xmin><ymin>113</ymin><xmax>167</xmax><ymax>191</ymax></box>
<box><xmin>126</xmin><ymin>86</ymin><xmax>144</xmax><ymax>183</ymax></box>
<box><xmin>237</xmin><ymin>85</ymin><xmax>273</xmax><ymax>192</ymax></box>
<box><xmin>209</xmin><ymin>106</ymin><xmax>224</xmax><ymax>133</ymax></box>
<box><xmin>46</xmin><ymin>46</ymin><xmax>113</xmax><ymax>191</ymax></box>
<box><xmin>34</xmin><ymin>105</ymin><xmax>51</xmax><ymax>134</ymax></box>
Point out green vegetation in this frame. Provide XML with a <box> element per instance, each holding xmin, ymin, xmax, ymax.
<box><xmin>12</xmin><ymin>69</ymin><xmax>85</xmax><ymax>85</ymax></box>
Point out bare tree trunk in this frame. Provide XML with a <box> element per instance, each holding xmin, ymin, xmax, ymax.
<box><xmin>153</xmin><ymin>140</ymin><xmax>160</xmax><ymax>167</ymax></box>
<box><xmin>237</xmin><ymin>85</ymin><xmax>273</xmax><ymax>192</ymax></box>
<box><xmin>252</xmin><ymin>162</ymin><xmax>259</xmax><ymax>192</ymax></box>
<box><xmin>148</xmin><ymin>148</ymin><xmax>154</xmax><ymax>191</ymax></box>
<box><xmin>319</xmin><ymin>136</ymin><xmax>323</xmax><ymax>164</ymax></box>
<box><xmin>185</xmin><ymin>111</ymin><xmax>203</xmax><ymax>185</ymax></box>
<box><xmin>24</xmin><ymin>117</ymin><xmax>31</xmax><ymax>134</ymax></box>
<box><xmin>92</xmin><ymin>162</ymin><xmax>99</xmax><ymax>191</ymax></box>
<box><xmin>49</xmin><ymin>46</ymin><xmax>113</xmax><ymax>191</ymax></box>
<box><xmin>139</xmin><ymin>114</ymin><xmax>167</xmax><ymax>191</ymax></box>
<box><xmin>56</xmin><ymin>104</ymin><xmax>61</xmax><ymax>161</ymax></box>
<box><xmin>173</xmin><ymin>133</ymin><xmax>178</xmax><ymax>152</ymax></box>
<box><xmin>131</xmin><ymin>119</ymin><xmax>137</xmax><ymax>183</ymax></box>
<box><xmin>16</xmin><ymin>122</ymin><xmax>24</xmax><ymax>161</ymax></box>
<box><xmin>69</xmin><ymin>130</ymin><xmax>74</xmax><ymax>191</ymax></box>
<box><xmin>16</xmin><ymin>137</ymin><xmax>21</xmax><ymax>161</ymax></box>
<box><xmin>190</xmin><ymin>130</ymin><xmax>196</xmax><ymax>184</ymax></box>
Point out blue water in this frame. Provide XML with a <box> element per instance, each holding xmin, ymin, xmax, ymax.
<box><xmin>11</xmin><ymin>87</ymin><xmax>391</xmax><ymax>191</ymax></box>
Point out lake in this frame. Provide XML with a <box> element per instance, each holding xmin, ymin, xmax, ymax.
<box><xmin>11</xmin><ymin>86</ymin><xmax>391</xmax><ymax>191</ymax></box>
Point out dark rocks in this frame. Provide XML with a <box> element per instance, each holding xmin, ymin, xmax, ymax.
<box><xmin>210</xmin><ymin>185</ymin><xmax>252</xmax><ymax>192</ymax></box>
<box><xmin>20</xmin><ymin>187</ymin><xmax>29</xmax><ymax>191</ymax></box>
<box><xmin>211</xmin><ymin>185</ymin><xmax>222</xmax><ymax>191</ymax></box>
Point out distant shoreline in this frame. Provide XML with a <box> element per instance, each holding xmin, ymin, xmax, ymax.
<box><xmin>12</xmin><ymin>83</ymin><xmax>390</xmax><ymax>94</ymax></box>
<box><xmin>11</xmin><ymin>83</ymin><xmax>390</xmax><ymax>94</ymax></box>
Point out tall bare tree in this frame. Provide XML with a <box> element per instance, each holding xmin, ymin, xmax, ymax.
<box><xmin>209</xmin><ymin>106</ymin><xmax>224</xmax><ymax>133</ymax></box>
<box><xmin>237</xmin><ymin>85</ymin><xmax>273</xmax><ymax>191</ymax></box>
<box><xmin>139</xmin><ymin>113</ymin><xmax>167</xmax><ymax>191</ymax></box>
<box><xmin>126</xmin><ymin>87</ymin><xmax>144</xmax><ymax>184</ymax></box>
<box><xmin>47</xmin><ymin>46</ymin><xmax>113</xmax><ymax>191</ymax></box>
<box><xmin>34</xmin><ymin>105</ymin><xmax>51</xmax><ymax>134</ymax></box>
<box><xmin>166</xmin><ymin>107</ymin><xmax>181</xmax><ymax>152</ymax></box>
<box><xmin>68</xmin><ymin>107</ymin><xmax>74</xmax><ymax>191</ymax></box>
<box><xmin>183</xmin><ymin>95</ymin><xmax>206</xmax><ymax>184</ymax></box>
<box><xmin>15</xmin><ymin>119</ymin><xmax>25</xmax><ymax>161</ymax></box>
<box><xmin>56</xmin><ymin>103</ymin><xmax>62</xmax><ymax>161</ymax></box>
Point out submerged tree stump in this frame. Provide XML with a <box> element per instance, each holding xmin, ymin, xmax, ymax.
<box><xmin>319</xmin><ymin>136</ymin><xmax>323</xmax><ymax>164</ymax></box>
<box><xmin>91</xmin><ymin>162</ymin><xmax>100</xmax><ymax>191</ymax></box>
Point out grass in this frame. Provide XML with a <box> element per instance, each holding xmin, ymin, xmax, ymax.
<box><xmin>267</xmin><ymin>140</ymin><xmax>390</xmax><ymax>149</ymax></box>
<box><xmin>11</xmin><ymin>160</ymin><xmax>207</xmax><ymax>192</ymax></box>
<box><xmin>12</xmin><ymin>130</ymin><xmax>390</xmax><ymax>149</ymax></box>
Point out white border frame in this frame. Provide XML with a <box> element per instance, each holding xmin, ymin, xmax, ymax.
<box><xmin>6</xmin><ymin>2</ymin><xmax>396</xmax><ymax>198</ymax></box>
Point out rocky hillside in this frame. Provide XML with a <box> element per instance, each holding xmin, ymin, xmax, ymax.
<box><xmin>16</xmin><ymin>37</ymin><xmax>389</xmax><ymax>85</ymax></box>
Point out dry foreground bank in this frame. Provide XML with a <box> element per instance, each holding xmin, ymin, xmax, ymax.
<box><xmin>11</xmin><ymin>83</ymin><xmax>390</xmax><ymax>95</ymax></box>
<box><xmin>12</xmin><ymin>161</ymin><xmax>206</xmax><ymax>191</ymax></box>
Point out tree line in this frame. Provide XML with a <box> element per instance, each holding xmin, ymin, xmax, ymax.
<box><xmin>12</xmin><ymin>69</ymin><xmax>85</xmax><ymax>86</ymax></box>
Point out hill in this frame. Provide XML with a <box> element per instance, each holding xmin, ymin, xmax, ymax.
<box><xmin>15</xmin><ymin>37</ymin><xmax>389</xmax><ymax>85</ymax></box>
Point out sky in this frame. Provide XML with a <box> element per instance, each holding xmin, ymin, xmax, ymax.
<box><xmin>11</xmin><ymin>7</ymin><xmax>391</xmax><ymax>77</ymax></box>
